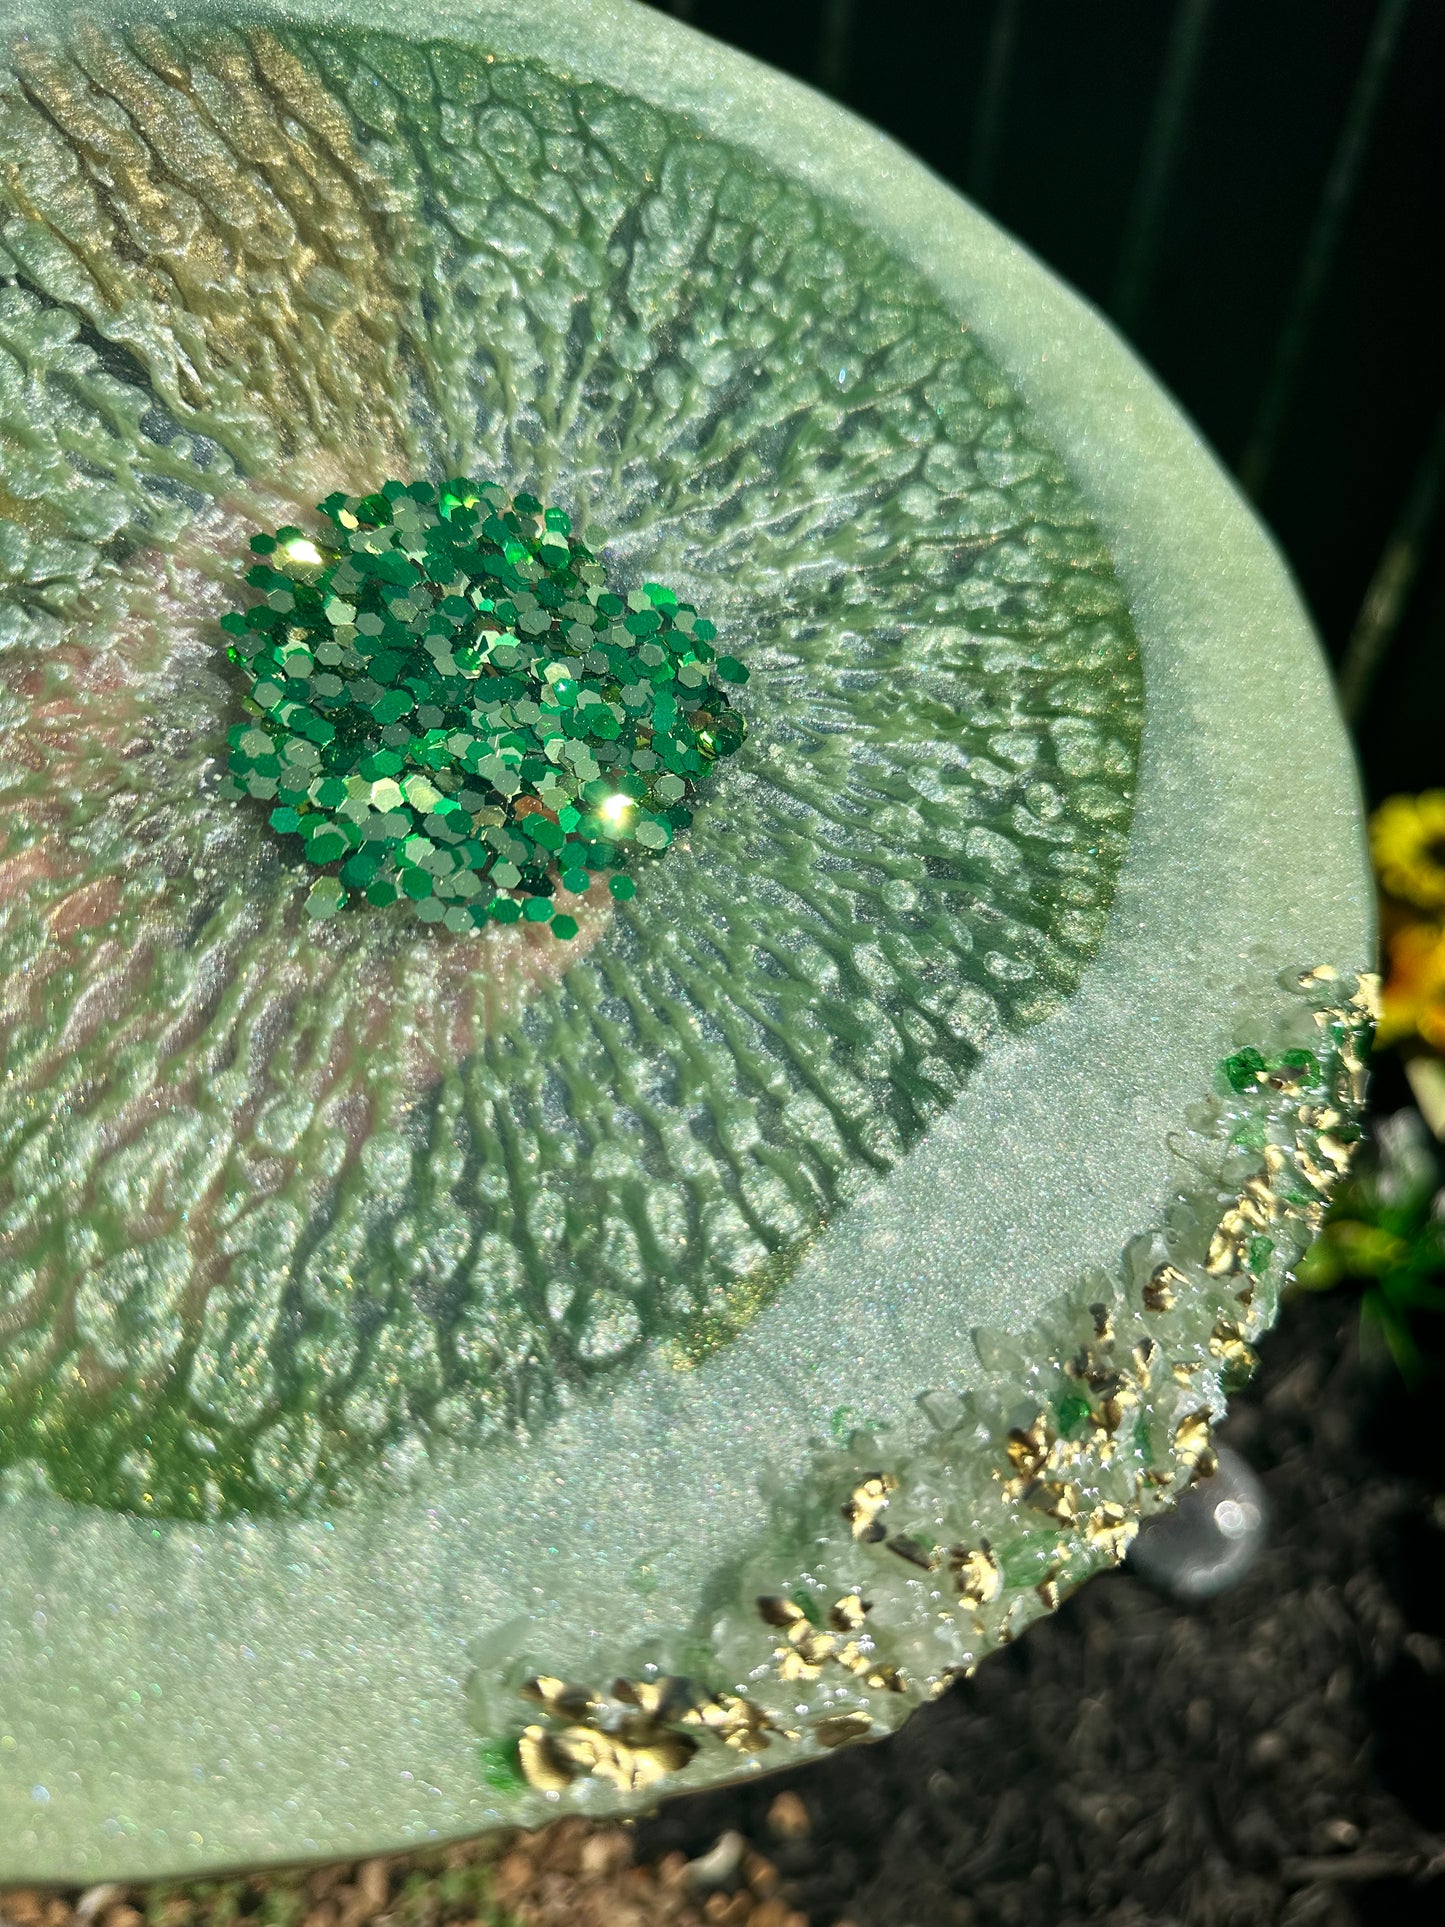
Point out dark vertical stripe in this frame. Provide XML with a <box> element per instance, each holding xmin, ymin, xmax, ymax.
<box><xmin>1110</xmin><ymin>0</ymin><xmax>1216</xmax><ymax>335</ymax></box>
<box><xmin>1238</xmin><ymin>0</ymin><xmax>1412</xmax><ymax>500</ymax></box>
<box><xmin>1337</xmin><ymin>408</ymin><xmax>1445</xmax><ymax>723</ymax></box>
<box><xmin>817</xmin><ymin>0</ymin><xmax>857</xmax><ymax>96</ymax></box>
<box><xmin>968</xmin><ymin>0</ymin><xmax>1023</xmax><ymax>203</ymax></box>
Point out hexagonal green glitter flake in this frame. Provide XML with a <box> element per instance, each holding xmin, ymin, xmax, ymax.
<box><xmin>221</xmin><ymin>480</ymin><xmax>748</xmax><ymax>934</ymax></box>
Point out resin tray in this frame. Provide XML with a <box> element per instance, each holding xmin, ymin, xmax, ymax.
<box><xmin>0</xmin><ymin>0</ymin><xmax>1371</xmax><ymax>1881</ymax></box>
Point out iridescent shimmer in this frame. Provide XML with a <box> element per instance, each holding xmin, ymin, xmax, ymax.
<box><xmin>482</xmin><ymin>971</ymin><xmax>1376</xmax><ymax>1800</ymax></box>
<box><xmin>224</xmin><ymin>480</ymin><xmax>745</xmax><ymax>934</ymax></box>
<box><xmin>0</xmin><ymin>18</ymin><xmax>1143</xmax><ymax>1523</ymax></box>
<box><xmin>0</xmin><ymin>0</ymin><xmax>1370</xmax><ymax>1882</ymax></box>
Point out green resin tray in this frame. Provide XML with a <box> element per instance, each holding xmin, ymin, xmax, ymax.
<box><xmin>0</xmin><ymin>0</ymin><xmax>1371</xmax><ymax>1882</ymax></box>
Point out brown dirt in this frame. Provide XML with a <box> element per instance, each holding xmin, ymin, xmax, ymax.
<box><xmin>0</xmin><ymin>1820</ymin><xmax>802</xmax><ymax>1927</ymax></box>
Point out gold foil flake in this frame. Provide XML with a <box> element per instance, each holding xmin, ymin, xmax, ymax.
<box><xmin>831</xmin><ymin>1634</ymin><xmax>899</xmax><ymax>1691</ymax></box>
<box><xmin>843</xmin><ymin>1471</ymin><xmax>897</xmax><ymax>1541</ymax></box>
<box><xmin>1241</xmin><ymin>1174</ymin><xmax>1279</xmax><ymax>1218</ymax></box>
<box><xmin>778</xmin><ymin>1638</ymin><xmax>834</xmax><ymax>1683</ymax></box>
<box><xmin>515</xmin><ymin>1668</ymin><xmax>770</xmax><ymax>1793</ymax></box>
<box><xmin>1086</xmin><ymin>1501</ymin><xmax>1137</xmax><ymax>1562</ymax></box>
<box><xmin>949</xmin><ymin>1541</ymin><xmax>1003</xmax><ymax>1610</ymax></box>
<box><xmin>855</xmin><ymin>1658</ymin><xmax>908</xmax><ymax>1694</ymax></box>
<box><xmin>554</xmin><ymin>1722</ymin><xmax>700</xmax><ymax>1793</ymax></box>
<box><xmin>1099</xmin><ymin>1387</ymin><xmax>1136</xmax><ymax>1440</ymax></box>
<box><xmin>687</xmin><ymin>1693</ymin><xmax>777</xmax><ymax>1754</ymax></box>
<box><xmin>520</xmin><ymin>1675</ymin><xmax>597</xmax><ymax>1723</ymax></box>
<box><xmin>756</xmin><ymin>1596</ymin><xmax>841</xmax><ymax>1681</ymax></box>
<box><xmin>758</xmin><ymin>1591</ymin><xmax>905</xmax><ymax>1696</ymax></box>
<box><xmin>1204</xmin><ymin>1176</ymin><xmax>1279</xmax><ymax>1273</ymax></box>
<box><xmin>1265</xmin><ymin>1062</ymin><xmax>1310</xmax><ymax>1092</ymax></box>
<box><xmin>814</xmin><ymin>1713</ymin><xmax>873</xmax><ymax>1749</ymax></box>
<box><xmin>516</xmin><ymin>1671</ymin><xmax>763</xmax><ymax>1792</ymax></box>
<box><xmin>1352</xmin><ymin>972</ymin><xmax>1383</xmax><ymax>1021</ymax></box>
<box><xmin>756</xmin><ymin>1594</ymin><xmax>807</xmax><ymax>1630</ymax></box>
<box><xmin>1319</xmin><ymin>1018</ymin><xmax>1369</xmax><ymax>1106</ymax></box>
<box><xmin>1173</xmin><ymin>1407</ymin><xmax>1217</xmax><ymax>1476</ymax></box>
<box><xmin>1208</xmin><ymin>1319</ymin><xmax>1257</xmax><ymax>1372</ymax></box>
<box><xmin>1317</xmin><ymin>1133</ymin><xmax>1356</xmax><ymax>1173</ymax></box>
<box><xmin>1084</xmin><ymin>1338</ymin><xmax>1121</xmax><ymax>1387</ymax></box>
<box><xmin>1298</xmin><ymin>965</ymin><xmax>1341</xmax><ymax>986</ymax></box>
<box><xmin>828</xmin><ymin>1594</ymin><xmax>870</xmax><ymax>1634</ymax></box>
<box><xmin>1295</xmin><ymin>1147</ymin><xmax>1334</xmax><ymax>1193</ymax></box>
<box><xmin>792</xmin><ymin>1628</ymin><xmax>842</xmax><ymax>1671</ymax></box>
<box><xmin>1205</xmin><ymin>1221</ymin><xmax>1247</xmax><ymax>1276</ymax></box>
<box><xmin>928</xmin><ymin>1664</ymin><xmax>972</xmax><ymax>1698</ymax></box>
<box><xmin>610</xmin><ymin>1676</ymin><xmax>697</xmax><ymax>1723</ymax></box>
<box><xmin>518</xmin><ymin>1724</ymin><xmax>576</xmax><ymax>1793</ymax></box>
<box><xmin>1003</xmin><ymin>1414</ymin><xmax>1053</xmax><ymax>1486</ymax></box>
<box><xmin>1025</xmin><ymin>1478</ymin><xmax>1082</xmax><ymax>1525</ymax></box>
<box><xmin>1068</xmin><ymin>1332</ymin><xmax>1123</xmax><ymax>1397</ymax></box>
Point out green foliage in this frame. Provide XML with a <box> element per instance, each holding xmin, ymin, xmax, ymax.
<box><xmin>1297</xmin><ymin>1109</ymin><xmax>1445</xmax><ymax>1381</ymax></box>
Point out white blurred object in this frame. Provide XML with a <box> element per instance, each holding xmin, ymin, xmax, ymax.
<box><xmin>1376</xmin><ymin>1103</ymin><xmax>1437</xmax><ymax>1198</ymax></box>
<box><xmin>1404</xmin><ymin>1056</ymin><xmax>1445</xmax><ymax>1141</ymax></box>
<box><xmin>1127</xmin><ymin>1446</ymin><xmax>1269</xmax><ymax>1600</ymax></box>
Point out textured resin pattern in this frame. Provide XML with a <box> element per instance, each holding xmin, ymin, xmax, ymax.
<box><xmin>0</xmin><ymin>0</ymin><xmax>1371</xmax><ymax>1884</ymax></box>
<box><xmin>0</xmin><ymin>20</ymin><xmax>1140</xmax><ymax>1518</ymax></box>
<box><xmin>472</xmin><ymin>970</ymin><xmax>1375</xmax><ymax>1804</ymax></box>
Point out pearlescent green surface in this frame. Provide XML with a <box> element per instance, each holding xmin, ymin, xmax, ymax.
<box><xmin>0</xmin><ymin>0</ymin><xmax>1369</xmax><ymax>1882</ymax></box>
<box><xmin>0</xmin><ymin>2</ymin><xmax>1140</xmax><ymax>1520</ymax></box>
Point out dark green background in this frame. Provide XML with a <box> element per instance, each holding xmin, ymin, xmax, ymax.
<box><xmin>648</xmin><ymin>0</ymin><xmax>1445</xmax><ymax>811</ymax></box>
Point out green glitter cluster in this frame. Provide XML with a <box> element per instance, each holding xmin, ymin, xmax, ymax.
<box><xmin>1221</xmin><ymin>1045</ymin><xmax>1322</xmax><ymax>1093</ymax></box>
<box><xmin>219</xmin><ymin>479</ymin><xmax>748</xmax><ymax>933</ymax></box>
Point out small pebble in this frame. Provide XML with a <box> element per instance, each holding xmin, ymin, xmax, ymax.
<box><xmin>1317</xmin><ymin>1817</ymin><xmax>1361</xmax><ymax>1852</ymax></box>
<box><xmin>73</xmin><ymin>1892</ymin><xmax>122</xmax><ymax>1925</ymax></box>
<box><xmin>684</xmin><ymin>1831</ymin><xmax>746</xmax><ymax>1892</ymax></box>
<box><xmin>765</xmin><ymin>1790</ymin><xmax>811</xmax><ymax>1840</ymax></box>
<box><xmin>0</xmin><ymin>1817</ymin><xmax>802</xmax><ymax>1927</ymax></box>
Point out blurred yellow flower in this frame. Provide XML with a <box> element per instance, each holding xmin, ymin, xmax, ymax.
<box><xmin>1371</xmin><ymin>792</ymin><xmax>1445</xmax><ymax>912</ymax></box>
<box><xmin>1378</xmin><ymin>917</ymin><xmax>1445</xmax><ymax>1052</ymax></box>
